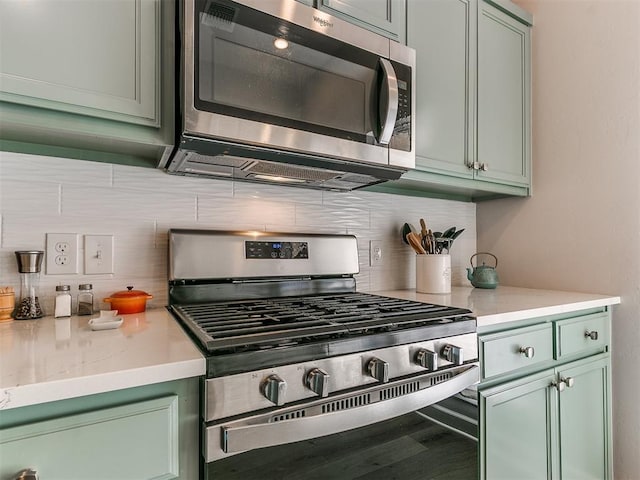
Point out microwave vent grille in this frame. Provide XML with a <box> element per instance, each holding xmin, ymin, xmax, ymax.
<box><xmin>245</xmin><ymin>161</ymin><xmax>341</xmax><ymax>182</ymax></box>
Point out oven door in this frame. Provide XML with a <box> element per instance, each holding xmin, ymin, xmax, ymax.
<box><xmin>183</xmin><ymin>0</ymin><xmax>414</xmax><ymax>168</ymax></box>
<box><xmin>204</xmin><ymin>364</ymin><xmax>479</xmax><ymax>479</ymax></box>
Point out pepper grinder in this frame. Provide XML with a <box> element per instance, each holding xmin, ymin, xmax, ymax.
<box><xmin>14</xmin><ymin>251</ymin><xmax>44</xmax><ymax>320</ymax></box>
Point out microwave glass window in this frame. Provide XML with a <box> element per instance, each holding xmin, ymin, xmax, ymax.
<box><xmin>200</xmin><ymin>34</ymin><xmax>368</xmax><ymax>135</ymax></box>
<box><xmin>195</xmin><ymin>4</ymin><xmax>382</xmax><ymax>144</ymax></box>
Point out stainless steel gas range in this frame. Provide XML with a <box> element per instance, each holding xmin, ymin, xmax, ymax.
<box><xmin>167</xmin><ymin>229</ymin><xmax>479</xmax><ymax>478</ymax></box>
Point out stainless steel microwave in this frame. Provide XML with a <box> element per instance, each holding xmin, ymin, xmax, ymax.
<box><xmin>162</xmin><ymin>0</ymin><xmax>416</xmax><ymax>191</ymax></box>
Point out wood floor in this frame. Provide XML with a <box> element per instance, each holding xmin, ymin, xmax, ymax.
<box><xmin>208</xmin><ymin>412</ymin><xmax>478</xmax><ymax>480</ymax></box>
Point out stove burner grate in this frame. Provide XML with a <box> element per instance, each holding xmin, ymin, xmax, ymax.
<box><xmin>171</xmin><ymin>293</ymin><xmax>472</xmax><ymax>353</ymax></box>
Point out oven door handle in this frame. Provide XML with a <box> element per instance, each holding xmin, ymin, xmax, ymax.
<box><xmin>207</xmin><ymin>364</ymin><xmax>479</xmax><ymax>461</ymax></box>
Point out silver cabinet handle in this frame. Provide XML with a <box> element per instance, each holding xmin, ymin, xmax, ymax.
<box><xmin>471</xmin><ymin>162</ymin><xmax>489</xmax><ymax>171</ymax></box>
<box><xmin>551</xmin><ymin>379</ymin><xmax>565</xmax><ymax>392</ymax></box>
<box><xmin>377</xmin><ymin>58</ymin><xmax>399</xmax><ymax>145</ymax></box>
<box><xmin>14</xmin><ymin>469</ymin><xmax>38</xmax><ymax>480</ymax></box>
<box><xmin>519</xmin><ymin>346</ymin><xmax>535</xmax><ymax>358</ymax></box>
<box><xmin>262</xmin><ymin>374</ymin><xmax>287</xmax><ymax>406</ymax></box>
<box><xmin>561</xmin><ymin>376</ymin><xmax>575</xmax><ymax>388</ymax></box>
<box><xmin>585</xmin><ymin>330</ymin><xmax>599</xmax><ymax>341</ymax></box>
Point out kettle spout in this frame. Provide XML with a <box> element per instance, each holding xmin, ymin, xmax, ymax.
<box><xmin>466</xmin><ymin>268</ymin><xmax>474</xmax><ymax>282</ymax></box>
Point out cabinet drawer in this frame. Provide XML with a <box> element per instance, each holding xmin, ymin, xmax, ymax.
<box><xmin>480</xmin><ymin>323</ymin><xmax>553</xmax><ymax>379</ymax></box>
<box><xmin>555</xmin><ymin>312</ymin><xmax>609</xmax><ymax>359</ymax></box>
<box><xmin>0</xmin><ymin>395</ymin><xmax>179</xmax><ymax>480</ymax></box>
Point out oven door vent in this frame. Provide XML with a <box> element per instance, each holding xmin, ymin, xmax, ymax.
<box><xmin>430</xmin><ymin>372</ymin><xmax>453</xmax><ymax>386</ymax></box>
<box><xmin>380</xmin><ymin>381</ymin><xmax>420</xmax><ymax>401</ymax></box>
<box><xmin>271</xmin><ymin>409</ymin><xmax>307</xmax><ymax>422</ymax></box>
<box><xmin>321</xmin><ymin>393</ymin><xmax>371</xmax><ymax>414</ymax></box>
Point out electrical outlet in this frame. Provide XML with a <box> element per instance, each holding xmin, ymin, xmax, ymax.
<box><xmin>370</xmin><ymin>240</ymin><xmax>383</xmax><ymax>266</ymax></box>
<box><xmin>84</xmin><ymin>235</ymin><xmax>114</xmax><ymax>274</ymax></box>
<box><xmin>46</xmin><ymin>233</ymin><xmax>79</xmax><ymax>274</ymax></box>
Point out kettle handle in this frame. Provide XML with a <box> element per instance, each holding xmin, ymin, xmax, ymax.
<box><xmin>470</xmin><ymin>252</ymin><xmax>498</xmax><ymax>268</ymax></box>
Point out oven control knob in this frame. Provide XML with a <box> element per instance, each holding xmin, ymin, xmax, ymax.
<box><xmin>441</xmin><ymin>344</ymin><xmax>463</xmax><ymax>365</ymax></box>
<box><xmin>367</xmin><ymin>358</ymin><xmax>390</xmax><ymax>383</ymax></box>
<box><xmin>306</xmin><ymin>368</ymin><xmax>330</xmax><ymax>397</ymax></box>
<box><xmin>415</xmin><ymin>349</ymin><xmax>438</xmax><ymax>371</ymax></box>
<box><xmin>262</xmin><ymin>374</ymin><xmax>287</xmax><ymax>406</ymax></box>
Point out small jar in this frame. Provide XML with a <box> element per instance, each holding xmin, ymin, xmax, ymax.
<box><xmin>77</xmin><ymin>284</ymin><xmax>94</xmax><ymax>316</ymax></box>
<box><xmin>54</xmin><ymin>285</ymin><xmax>72</xmax><ymax>318</ymax></box>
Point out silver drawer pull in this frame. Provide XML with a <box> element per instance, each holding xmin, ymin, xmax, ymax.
<box><xmin>14</xmin><ymin>469</ymin><xmax>38</xmax><ymax>480</ymax></box>
<box><xmin>585</xmin><ymin>330</ymin><xmax>599</xmax><ymax>341</ymax></box>
<box><xmin>561</xmin><ymin>376</ymin><xmax>575</xmax><ymax>388</ymax></box>
<box><xmin>519</xmin><ymin>346</ymin><xmax>535</xmax><ymax>358</ymax></box>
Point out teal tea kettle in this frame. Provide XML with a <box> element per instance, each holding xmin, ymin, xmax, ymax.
<box><xmin>467</xmin><ymin>253</ymin><xmax>499</xmax><ymax>289</ymax></box>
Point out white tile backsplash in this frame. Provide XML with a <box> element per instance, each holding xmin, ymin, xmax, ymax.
<box><xmin>0</xmin><ymin>152</ymin><xmax>476</xmax><ymax>313</ymax></box>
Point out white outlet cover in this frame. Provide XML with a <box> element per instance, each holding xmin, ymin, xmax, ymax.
<box><xmin>46</xmin><ymin>233</ymin><xmax>79</xmax><ymax>275</ymax></box>
<box><xmin>370</xmin><ymin>240</ymin><xmax>383</xmax><ymax>266</ymax></box>
<box><xmin>85</xmin><ymin>235</ymin><xmax>114</xmax><ymax>275</ymax></box>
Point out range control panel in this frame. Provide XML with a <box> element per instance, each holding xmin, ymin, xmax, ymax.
<box><xmin>245</xmin><ymin>241</ymin><xmax>309</xmax><ymax>259</ymax></box>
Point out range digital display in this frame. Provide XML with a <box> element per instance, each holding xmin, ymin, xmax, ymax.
<box><xmin>245</xmin><ymin>241</ymin><xmax>309</xmax><ymax>259</ymax></box>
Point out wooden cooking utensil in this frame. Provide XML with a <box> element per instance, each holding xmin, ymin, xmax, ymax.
<box><xmin>406</xmin><ymin>232</ymin><xmax>427</xmax><ymax>255</ymax></box>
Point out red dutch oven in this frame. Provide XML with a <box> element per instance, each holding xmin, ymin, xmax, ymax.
<box><xmin>104</xmin><ymin>286</ymin><xmax>153</xmax><ymax>314</ymax></box>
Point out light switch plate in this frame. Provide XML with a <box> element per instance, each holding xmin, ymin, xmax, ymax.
<box><xmin>84</xmin><ymin>235</ymin><xmax>114</xmax><ymax>274</ymax></box>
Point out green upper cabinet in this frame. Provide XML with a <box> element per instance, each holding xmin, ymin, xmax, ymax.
<box><xmin>407</xmin><ymin>0</ymin><xmax>475</xmax><ymax>179</ymax></box>
<box><xmin>0</xmin><ymin>0</ymin><xmax>174</xmax><ymax>168</ymax></box>
<box><xmin>381</xmin><ymin>0</ymin><xmax>531</xmax><ymax>201</ymax></box>
<box><xmin>317</xmin><ymin>0</ymin><xmax>407</xmax><ymax>41</ymax></box>
<box><xmin>0</xmin><ymin>0</ymin><xmax>159</xmax><ymax>126</ymax></box>
<box><xmin>476</xmin><ymin>1</ymin><xmax>531</xmax><ymax>186</ymax></box>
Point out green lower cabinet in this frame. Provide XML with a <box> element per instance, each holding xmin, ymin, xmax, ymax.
<box><xmin>0</xmin><ymin>378</ymin><xmax>200</xmax><ymax>480</ymax></box>
<box><xmin>480</xmin><ymin>369</ymin><xmax>557</xmax><ymax>480</ymax></box>
<box><xmin>557</xmin><ymin>357</ymin><xmax>611</xmax><ymax>480</ymax></box>
<box><xmin>479</xmin><ymin>355</ymin><xmax>611</xmax><ymax>480</ymax></box>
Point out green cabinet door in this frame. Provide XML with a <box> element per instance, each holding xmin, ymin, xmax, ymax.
<box><xmin>408</xmin><ymin>0</ymin><xmax>475</xmax><ymax>179</ymax></box>
<box><xmin>476</xmin><ymin>0</ymin><xmax>531</xmax><ymax>186</ymax></box>
<box><xmin>383</xmin><ymin>0</ymin><xmax>531</xmax><ymax>201</ymax></box>
<box><xmin>480</xmin><ymin>369</ymin><xmax>557</xmax><ymax>480</ymax></box>
<box><xmin>0</xmin><ymin>378</ymin><xmax>200</xmax><ymax>480</ymax></box>
<box><xmin>557</xmin><ymin>357</ymin><xmax>612</xmax><ymax>480</ymax></box>
<box><xmin>0</xmin><ymin>0</ymin><xmax>160</xmax><ymax>126</ymax></box>
<box><xmin>318</xmin><ymin>0</ymin><xmax>406</xmax><ymax>41</ymax></box>
<box><xmin>0</xmin><ymin>0</ymin><xmax>174</xmax><ymax>168</ymax></box>
<box><xmin>0</xmin><ymin>396</ymin><xmax>179</xmax><ymax>479</ymax></box>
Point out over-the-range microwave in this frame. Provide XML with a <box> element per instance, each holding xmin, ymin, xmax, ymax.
<box><xmin>161</xmin><ymin>0</ymin><xmax>416</xmax><ymax>191</ymax></box>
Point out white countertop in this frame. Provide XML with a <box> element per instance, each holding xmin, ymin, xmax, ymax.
<box><xmin>374</xmin><ymin>286</ymin><xmax>621</xmax><ymax>328</ymax></box>
<box><xmin>0</xmin><ymin>287</ymin><xmax>620</xmax><ymax>412</ymax></box>
<box><xmin>0</xmin><ymin>309</ymin><xmax>205</xmax><ymax>411</ymax></box>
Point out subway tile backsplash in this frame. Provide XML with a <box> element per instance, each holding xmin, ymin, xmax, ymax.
<box><xmin>0</xmin><ymin>152</ymin><xmax>476</xmax><ymax>313</ymax></box>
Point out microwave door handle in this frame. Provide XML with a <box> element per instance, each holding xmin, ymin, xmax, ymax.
<box><xmin>210</xmin><ymin>365</ymin><xmax>479</xmax><ymax>460</ymax></box>
<box><xmin>377</xmin><ymin>58</ymin><xmax>399</xmax><ymax>145</ymax></box>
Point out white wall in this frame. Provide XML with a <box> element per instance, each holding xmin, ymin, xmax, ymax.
<box><xmin>478</xmin><ymin>1</ymin><xmax>640</xmax><ymax>477</ymax></box>
<box><xmin>0</xmin><ymin>151</ymin><xmax>476</xmax><ymax>313</ymax></box>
